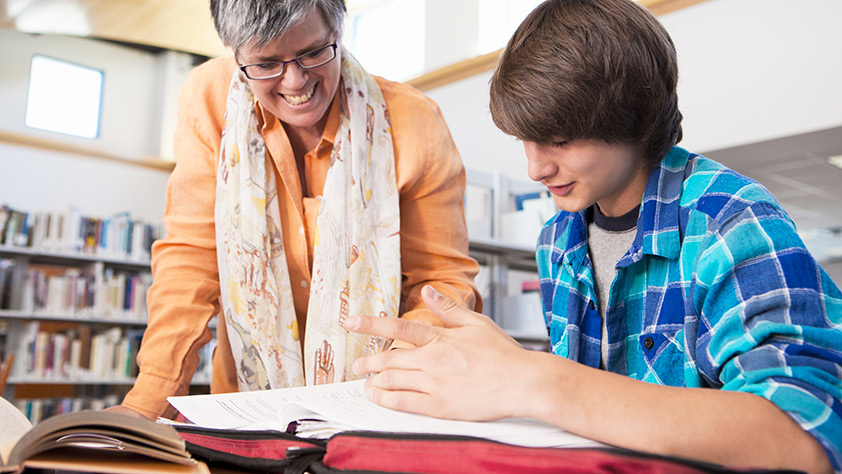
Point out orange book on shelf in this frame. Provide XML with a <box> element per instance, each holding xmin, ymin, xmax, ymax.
<box><xmin>0</xmin><ymin>353</ymin><xmax>14</xmax><ymax>394</ymax></box>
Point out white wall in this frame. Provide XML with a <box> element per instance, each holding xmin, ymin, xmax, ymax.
<box><xmin>0</xmin><ymin>143</ymin><xmax>170</xmax><ymax>223</ymax></box>
<box><xmin>663</xmin><ymin>0</ymin><xmax>842</xmax><ymax>152</ymax></box>
<box><xmin>426</xmin><ymin>0</ymin><xmax>842</xmax><ymax>180</ymax></box>
<box><xmin>425</xmin><ymin>0</ymin><xmax>479</xmax><ymax>71</ymax></box>
<box><xmin>0</xmin><ymin>30</ymin><xmax>162</xmax><ymax>159</ymax></box>
<box><xmin>156</xmin><ymin>50</ymin><xmax>200</xmax><ymax>161</ymax></box>
<box><xmin>427</xmin><ymin>72</ymin><xmax>530</xmax><ymax>182</ymax></box>
<box><xmin>0</xmin><ymin>31</ymin><xmax>195</xmax><ymax>224</ymax></box>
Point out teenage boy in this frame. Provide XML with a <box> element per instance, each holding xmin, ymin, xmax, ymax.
<box><xmin>346</xmin><ymin>0</ymin><xmax>841</xmax><ymax>472</ymax></box>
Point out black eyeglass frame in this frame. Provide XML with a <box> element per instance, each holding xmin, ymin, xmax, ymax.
<box><xmin>238</xmin><ymin>42</ymin><xmax>339</xmax><ymax>80</ymax></box>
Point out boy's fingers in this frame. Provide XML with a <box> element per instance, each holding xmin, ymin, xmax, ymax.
<box><xmin>365</xmin><ymin>384</ymin><xmax>434</xmax><ymax>416</ymax></box>
<box><xmin>366</xmin><ymin>367</ymin><xmax>430</xmax><ymax>393</ymax></box>
<box><xmin>421</xmin><ymin>285</ymin><xmax>479</xmax><ymax>328</ymax></box>
<box><xmin>346</xmin><ymin>314</ymin><xmax>437</xmax><ymax>347</ymax></box>
<box><xmin>354</xmin><ymin>343</ymin><xmax>418</xmax><ymax>374</ymax></box>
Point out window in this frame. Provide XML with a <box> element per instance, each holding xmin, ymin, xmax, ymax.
<box><xmin>25</xmin><ymin>55</ymin><xmax>104</xmax><ymax>139</ymax></box>
<box><xmin>478</xmin><ymin>0</ymin><xmax>544</xmax><ymax>54</ymax></box>
<box><xmin>348</xmin><ymin>0</ymin><xmax>425</xmax><ymax>81</ymax></box>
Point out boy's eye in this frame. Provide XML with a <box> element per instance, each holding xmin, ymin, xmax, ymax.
<box><xmin>550</xmin><ymin>140</ymin><xmax>568</xmax><ymax>148</ymax></box>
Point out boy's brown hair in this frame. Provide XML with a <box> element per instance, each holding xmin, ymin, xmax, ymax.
<box><xmin>490</xmin><ymin>0</ymin><xmax>683</xmax><ymax>167</ymax></box>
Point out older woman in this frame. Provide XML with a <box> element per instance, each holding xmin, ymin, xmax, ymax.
<box><xmin>114</xmin><ymin>0</ymin><xmax>480</xmax><ymax>419</ymax></box>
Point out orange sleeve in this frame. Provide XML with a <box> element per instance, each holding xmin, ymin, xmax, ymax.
<box><xmin>379</xmin><ymin>78</ymin><xmax>483</xmax><ymax>326</ymax></box>
<box><xmin>121</xmin><ymin>58</ymin><xmax>236</xmax><ymax>419</ymax></box>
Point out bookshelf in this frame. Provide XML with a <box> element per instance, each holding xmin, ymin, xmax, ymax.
<box><xmin>0</xmin><ymin>248</ymin><xmax>147</xmax><ymax>421</ymax></box>
<box><xmin>0</xmin><ymin>204</ymin><xmax>214</xmax><ymax>422</ymax></box>
<box><xmin>465</xmin><ymin>170</ymin><xmax>552</xmax><ymax>349</ymax></box>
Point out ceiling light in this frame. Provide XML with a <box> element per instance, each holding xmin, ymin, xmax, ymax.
<box><xmin>828</xmin><ymin>154</ymin><xmax>842</xmax><ymax>169</ymax></box>
<box><xmin>14</xmin><ymin>0</ymin><xmax>90</xmax><ymax>37</ymax></box>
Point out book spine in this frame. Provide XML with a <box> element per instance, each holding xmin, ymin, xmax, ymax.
<box><xmin>34</xmin><ymin>330</ymin><xmax>49</xmax><ymax>378</ymax></box>
<box><xmin>69</xmin><ymin>338</ymin><xmax>82</xmax><ymax>378</ymax></box>
<box><xmin>0</xmin><ymin>204</ymin><xmax>11</xmax><ymax>246</ymax></box>
<box><xmin>4</xmin><ymin>210</ymin><xmax>21</xmax><ymax>246</ymax></box>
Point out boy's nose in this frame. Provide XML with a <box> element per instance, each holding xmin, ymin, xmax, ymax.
<box><xmin>524</xmin><ymin>142</ymin><xmax>556</xmax><ymax>183</ymax></box>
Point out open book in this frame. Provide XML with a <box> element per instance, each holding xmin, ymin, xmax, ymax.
<box><xmin>0</xmin><ymin>397</ymin><xmax>207</xmax><ymax>474</ymax></box>
<box><xmin>168</xmin><ymin>379</ymin><xmax>606</xmax><ymax>449</ymax></box>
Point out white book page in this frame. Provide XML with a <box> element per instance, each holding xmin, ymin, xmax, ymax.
<box><xmin>168</xmin><ymin>382</ymin><xmax>348</xmax><ymax>430</ymax></box>
<box><xmin>0</xmin><ymin>396</ymin><xmax>32</xmax><ymax>464</ymax></box>
<box><xmin>169</xmin><ymin>379</ymin><xmax>606</xmax><ymax>449</ymax></box>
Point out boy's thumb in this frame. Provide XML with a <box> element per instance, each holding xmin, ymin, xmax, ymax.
<box><xmin>421</xmin><ymin>285</ymin><xmax>473</xmax><ymax>327</ymax></box>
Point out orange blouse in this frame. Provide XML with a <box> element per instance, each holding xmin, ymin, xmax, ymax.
<box><xmin>122</xmin><ymin>56</ymin><xmax>481</xmax><ymax>419</ymax></box>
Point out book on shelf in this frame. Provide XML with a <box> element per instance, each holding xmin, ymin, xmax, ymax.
<box><xmin>0</xmin><ymin>204</ymin><xmax>162</xmax><ymax>261</ymax></box>
<box><xmin>168</xmin><ymin>378</ymin><xmax>606</xmax><ymax>450</ymax></box>
<box><xmin>0</xmin><ymin>259</ymin><xmax>14</xmax><ymax>309</ymax></box>
<box><xmin>0</xmin><ymin>206</ymin><xmax>10</xmax><ymax>245</ymax></box>
<box><xmin>1</xmin><ymin>210</ymin><xmax>29</xmax><ymax>249</ymax></box>
<box><xmin>15</xmin><ymin>396</ymin><xmax>114</xmax><ymax>424</ymax></box>
<box><xmin>8</xmin><ymin>321</ymin><xmax>140</xmax><ymax>384</ymax></box>
<box><xmin>0</xmin><ymin>259</ymin><xmax>151</xmax><ymax>319</ymax></box>
<box><xmin>0</xmin><ymin>397</ymin><xmax>207</xmax><ymax>473</ymax></box>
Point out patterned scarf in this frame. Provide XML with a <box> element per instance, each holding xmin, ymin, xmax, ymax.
<box><xmin>214</xmin><ymin>50</ymin><xmax>400</xmax><ymax>390</ymax></box>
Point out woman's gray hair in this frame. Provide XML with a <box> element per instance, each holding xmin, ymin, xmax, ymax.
<box><xmin>210</xmin><ymin>0</ymin><xmax>346</xmax><ymax>52</ymax></box>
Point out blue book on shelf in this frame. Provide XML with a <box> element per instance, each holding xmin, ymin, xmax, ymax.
<box><xmin>514</xmin><ymin>192</ymin><xmax>544</xmax><ymax>211</ymax></box>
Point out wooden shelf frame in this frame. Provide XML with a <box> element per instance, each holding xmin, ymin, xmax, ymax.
<box><xmin>0</xmin><ymin>130</ymin><xmax>175</xmax><ymax>172</ymax></box>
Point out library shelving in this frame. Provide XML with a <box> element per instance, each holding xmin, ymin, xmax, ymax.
<box><xmin>0</xmin><ymin>239</ymin><xmax>153</xmax><ymax>421</ymax></box>
<box><xmin>0</xmin><ymin>204</ymin><xmax>212</xmax><ymax>423</ymax></box>
<box><xmin>465</xmin><ymin>170</ymin><xmax>553</xmax><ymax>349</ymax></box>
<box><xmin>0</xmin><ymin>244</ymin><xmax>215</xmax><ymax>422</ymax></box>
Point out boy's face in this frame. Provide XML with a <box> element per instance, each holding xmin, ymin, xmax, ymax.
<box><xmin>523</xmin><ymin>139</ymin><xmax>650</xmax><ymax>217</ymax></box>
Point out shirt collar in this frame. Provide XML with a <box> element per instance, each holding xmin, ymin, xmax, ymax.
<box><xmin>591</xmin><ymin>202</ymin><xmax>639</xmax><ymax>231</ymax></box>
<box><xmin>638</xmin><ymin>146</ymin><xmax>690</xmax><ymax>260</ymax></box>
<box><xmin>550</xmin><ymin>146</ymin><xmax>691</xmax><ymax>270</ymax></box>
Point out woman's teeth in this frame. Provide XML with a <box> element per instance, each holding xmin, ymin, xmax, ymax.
<box><xmin>284</xmin><ymin>86</ymin><xmax>315</xmax><ymax>105</ymax></box>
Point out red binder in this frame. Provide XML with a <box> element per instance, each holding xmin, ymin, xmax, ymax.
<box><xmin>174</xmin><ymin>426</ymin><xmax>795</xmax><ymax>474</ymax></box>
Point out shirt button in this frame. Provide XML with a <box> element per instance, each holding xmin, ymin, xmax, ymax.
<box><xmin>299</xmin><ymin>226</ymin><xmax>305</xmax><ymax>235</ymax></box>
<box><xmin>643</xmin><ymin>336</ymin><xmax>654</xmax><ymax>350</ymax></box>
<box><xmin>300</xmin><ymin>280</ymin><xmax>309</xmax><ymax>288</ymax></box>
<box><xmin>588</xmin><ymin>301</ymin><xmax>595</xmax><ymax>310</ymax></box>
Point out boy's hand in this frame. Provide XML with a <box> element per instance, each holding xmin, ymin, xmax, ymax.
<box><xmin>347</xmin><ymin>285</ymin><xmax>533</xmax><ymax>422</ymax></box>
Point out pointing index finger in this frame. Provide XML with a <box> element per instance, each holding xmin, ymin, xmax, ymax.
<box><xmin>346</xmin><ymin>315</ymin><xmax>437</xmax><ymax>347</ymax></box>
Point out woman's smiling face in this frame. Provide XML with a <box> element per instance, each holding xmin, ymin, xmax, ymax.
<box><xmin>236</xmin><ymin>7</ymin><xmax>341</xmax><ymax>138</ymax></box>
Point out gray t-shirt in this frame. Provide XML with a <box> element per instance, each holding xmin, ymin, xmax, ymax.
<box><xmin>587</xmin><ymin>204</ymin><xmax>638</xmax><ymax>369</ymax></box>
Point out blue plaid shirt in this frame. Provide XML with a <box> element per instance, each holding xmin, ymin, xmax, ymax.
<box><xmin>536</xmin><ymin>147</ymin><xmax>842</xmax><ymax>470</ymax></box>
